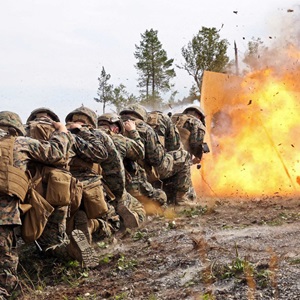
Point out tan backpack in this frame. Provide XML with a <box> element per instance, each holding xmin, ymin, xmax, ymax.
<box><xmin>171</xmin><ymin>113</ymin><xmax>192</xmax><ymax>153</ymax></box>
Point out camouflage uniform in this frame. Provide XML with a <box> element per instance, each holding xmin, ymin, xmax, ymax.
<box><xmin>97</xmin><ymin>113</ymin><xmax>147</xmax><ymax>220</ymax></box>
<box><xmin>66</xmin><ymin>107</ymin><xmax>140</xmax><ymax>244</ymax></box>
<box><xmin>171</xmin><ymin>106</ymin><xmax>208</xmax><ymax>201</ymax></box>
<box><xmin>93</xmin><ymin>127</ymin><xmax>144</xmax><ymax>229</ymax></box>
<box><xmin>171</xmin><ymin>106</ymin><xmax>207</xmax><ymax>162</ymax></box>
<box><xmin>147</xmin><ymin>111</ymin><xmax>182</xmax><ymax>152</ymax></box>
<box><xmin>65</xmin><ymin>106</ymin><xmax>118</xmax><ymax>242</ymax></box>
<box><xmin>25</xmin><ymin>108</ymin><xmax>71</xmax><ymax>254</ymax></box>
<box><xmin>118</xmin><ymin>108</ymin><xmax>168</xmax><ymax>208</ymax></box>
<box><xmin>0</xmin><ymin>111</ymin><xmax>72</xmax><ymax>297</ymax></box>
<box><xmin>120</xmin><ymin>105</ymin><xmax>192</xmax><ymax>205</ymax></box>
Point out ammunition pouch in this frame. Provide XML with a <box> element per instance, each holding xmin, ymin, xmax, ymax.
<box><xmin>42</xmin><ymin>167</ymin><xmax>73</xmax><ymax>206</ymax></box>
<box><xmin>82</xmin><ymin>179</ymin><xmax>108</xmax><ymax>219</ymax></box>
<box><xmin>0</xmin><ymin>163</ymin><xmax>29</xmax><ymax>201</ymax></box>
<box><xmin>0</xmin><ymin>136</ymin><xmax>29</xmax><ymax>201</ymax></box>
<box><xmin>21</xmin><ymin>188</ymin><xmax>54</xmax><ymax>243</ymax></box>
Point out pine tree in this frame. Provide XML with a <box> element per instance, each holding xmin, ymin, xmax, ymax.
<box><xmin>94</xmin><ymin>67</ymin><xmax>113</xmax><ymax>113</ymax></box>
<box><xmin>134</xmin><ymin>29</ymin><xmax>176</xmax><ymax>109</ymax></box>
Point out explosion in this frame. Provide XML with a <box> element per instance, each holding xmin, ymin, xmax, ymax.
<box><xmin>195</xmin><ymin>45</ymin><xmax>300</xmax><ymax>198</ymax></box>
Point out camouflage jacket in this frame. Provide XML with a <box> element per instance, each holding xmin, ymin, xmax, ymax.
<box><xmin>93</xmin><ymin>128</ymin><xmax>126</xmax><ymax>200</ymax></box>
<box><xmin>0</xmin><ymin>129</ymin><xmax>73</xmax><ymax>225</ymax></box>
<box><xmin>68</xmin><ymin>126</ymin><xmax>108</xmax><ymax>182</ymax></box>
<box><xmin>105</xmin><ymin>129</ymin><xmax>144</xmax><ymax>161</ymax></box>
<box><xmin>172</xmin><ymin>113</ymin><xmax>206</xmax><ymax>159</ymax></box>
<box><xmin>129</xmin><ymin>119</ymin><xmax>165</xmax><ymax>168</ymax></box>
<box><xmin>147</xmin><ymin>111</ymin><xmax>181</xmax><ymax>152</ymax></box>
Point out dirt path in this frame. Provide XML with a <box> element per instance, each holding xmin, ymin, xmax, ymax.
<box><xmin>18</xmin><ymin>196</ymin><xmax>300</xmax><ymax>300</ymax></box>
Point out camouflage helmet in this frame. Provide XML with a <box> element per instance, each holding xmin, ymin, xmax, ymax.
<box><xmin>183</xmin><ymin>105</ymin><xmax>206</xmax><ymax>126</ymax></box>
<box><xmin>0</xmin><ymin>111</ymin><xmax>26</xmax><ymax>136</ymax></box>
<box><xmin>65</xmin><ymin>106</ymin><xmax>98</xmax><ymax>128</ymax></box>
<box><xmin>97</xmin><ymin>112</ymin><xmax>125</xmax><ymax>134</ymax></box>
<box><xmin>183</xmin><ymin>106</ymin><xmax>205</xmax><ymax>118</ymax></box>
<box><xmin>119</xmin><ymin>104</ymin><xmax>147</xmax><ymax>121</ymax></box>
<box><xmin>26</xmin><ymin>107</ymin><xmax>60</xmax><ymax>123</ymax></box>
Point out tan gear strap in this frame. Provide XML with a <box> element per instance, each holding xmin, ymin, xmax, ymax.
<box><xmin>172</xmin><ymin>114</ymin><xmax>191</xmax><ymax>153</ymax></box>
<box><xmin>147</xmin><ymin>112</ymin><xmax>159</xmax><ymax>127</ymax></box>
<box><xmin>0</xmin><ymin>136</ymin><xmax>29</xmax><ymax>201</ymax></box>
<box><xmin>177</xmin><ymin>127</ymin><xmax>191</xmax><ymax>153</ymax></box>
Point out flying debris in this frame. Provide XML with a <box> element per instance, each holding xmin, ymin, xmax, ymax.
<box><xmin>247</xmin><ymin>100</ymin><xmax>252</xmax><ymax>105</ymax></box>
<box><xmin>233</xmin><ymin>11</ymin><xmax>238</xmax><ymax>14</ymax></box>
<box><xmin>287</xmin><ymin>9</ymin><xmax>294</xmax><ymax>12</ymax></box>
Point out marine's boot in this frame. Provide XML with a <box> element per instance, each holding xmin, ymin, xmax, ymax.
<box><xmin>175</xmin><ymin>191</ymin><xmax>199</xmax><ymax>207</ymax></box>
<box><xmin>117</xmin><ymin>201</ymin><xmax>139</xmax><ymax>229</ymax></box>
<box><xmin>90</xmin><ymin>218</ymin><xmax>113</xmax><ymax>241</ymax></box>
<box><xmin>186</xmin><ymin>186</ymin><xmax>197</xmax><ymax>201</ymax></box>
<box><xmin>67</xmin><ymin>229</ymin><xmax>98</xmax><ymax>268</ymax></box>
<box><xmin>74</xmin><ymin>210</ymin><xmax>92</xmax><ymax>244</ymax></box>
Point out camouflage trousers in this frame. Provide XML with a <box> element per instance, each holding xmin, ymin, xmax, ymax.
<box><xmin>156</xmin><ymin>149</ymin><xmax>192</xmax><ymax>193</ymax></box>
<box><xmin>37</xmin><ymin>205</ymin><xmax>69</xmax><ymax>253</ymax></box>
<box><xmin>126</xmin><ymin>166</ymin><xmax>167</xmax><ymax>212</ymax></box>
<box><xmin>0</xmin><ymin>225</ymin><xmax>18</xmax><ymax>297</ymax></box>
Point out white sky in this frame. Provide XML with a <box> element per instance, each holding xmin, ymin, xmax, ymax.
<box><xmin>0</xmin><ymin>0</ymin><xmax>299</xmax><ymax>121</ymax></box>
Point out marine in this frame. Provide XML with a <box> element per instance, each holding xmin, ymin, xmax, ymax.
<box><xmin>0</xmin><ymin>111</ymin><xmax>72</xmax><ymax>298</ymax></box>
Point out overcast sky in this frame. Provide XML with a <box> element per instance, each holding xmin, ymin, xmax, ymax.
<box><xmin>0</xmin><ymin>0</ymin><xmax>298</xmax><ymax>122</ymax></box>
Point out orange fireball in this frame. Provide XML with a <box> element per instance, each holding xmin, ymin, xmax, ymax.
<box><xmin>195</xmin><ymin>67</ymin><xmax>300</xmax><ymax>198</ymax></box>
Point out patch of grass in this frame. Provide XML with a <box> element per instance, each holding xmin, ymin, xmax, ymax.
<box><xmin>210</xmin><ymin>244</ymin><xmax>273</xmax><ymax>290</ymax></box>
<box><xmin>17</xmin><ymin>243</ymin><xmax>93</xmax><ymax>298</ymax></box>
<box><xmin>167</xmin><ymin>220</ymin><xmax>177</xmax><ymax>229</ymax></box>
<box><xmin>100</xmin><ymin>253</ymin><xmax>114</xmax><ymax>264</ymax></box>
<box><xmin>199</xmin><ymin>292</ymin><xmax>215</xmax><ymax>300</ymax></box>
<box><xmin>179</xmin><ymin>205</ymin><xmax>208</xmax><ymax>217</ymax></box>
<box><xmin>289</xmin><ymin>258</ymin><xmax>300</xmax><ymax>265</ymax></box>
<box><xmin>97</xmin><ymin>241</ymin><xmax>109</xmax><ymax>249</ymax></box>
<box><xmin>114</xmin><ymin>291</ymin><xmax>128</xmax><ymax>299</ymax></box>
<box><xmin>132</xmin><ymin>230</ymin><xmax>147</xmax><ymax>241</ymax></box>
<box><xmin>255</xmin><ymin>269</ymin><xmax>273</xmax><ymax>288</ymax></box>
<box><xmin>116</xmin><ymin>254</ymin><xmax>138</xmax><ymax>271</ymax></box>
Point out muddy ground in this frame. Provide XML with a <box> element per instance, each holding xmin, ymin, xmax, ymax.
<box><xmin>16</xmin><ymin>195</ymin><xmax>300</xmax><ymax>300</ymax></box>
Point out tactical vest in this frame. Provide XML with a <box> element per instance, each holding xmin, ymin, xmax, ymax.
<box><xmin>147</xmin><ymin>111</ymin><xmax>165</xmax><ymax>147</ymax></box>
<box><xmin>0</xmin><ymin>135</ymin><xmax>29</xmax><ymax>201</ymax></box>
<box><xmin>171</xmin><ymin>113</ymin><xmax>192</xmax><ymax>153</ymax></box>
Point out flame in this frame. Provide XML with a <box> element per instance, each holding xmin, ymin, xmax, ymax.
<box><xmin>196</xmin><ymin>65</ymin><xmax>300</xmax><ymax>197</ymax></box>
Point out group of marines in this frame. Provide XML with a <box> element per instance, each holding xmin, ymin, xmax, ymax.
<box><xmin>0</xmin><ymin>103</ymin><xmax>207</xmax><ymax>298</ymax></box>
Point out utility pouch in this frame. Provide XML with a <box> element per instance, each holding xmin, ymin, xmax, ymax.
<box><xmin>82</xmin><ymin>179</ymin><xmax>108</xmax><ymax>219</ymax></box>
<box><xmin>69</xmin><ymin>178</ymin><xmax>83</xmax><ymax>217</ymax></box>
<box><xmin>44</xmin><ymin>168</ymin><xmax>72</xmax><ymax>206</ymax></box>
<box><xmin>21</xmin><ymin>188</ymin><xmax>54</xmax><ymax>243</ymax></box>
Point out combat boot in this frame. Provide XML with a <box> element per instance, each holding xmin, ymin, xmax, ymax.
<box><xmin>175</xmin><ymin>191</ymin><xmax>199</xmax><ymax>207</ymax></box>
<box><xmin>67</xmin><ymin>229</ymin><xmax>98</xmax><ymax>268</ymax></box>
<box><xmin>90</xmin><ymin>218</ymin><xmax>113</xmax><ymax>241</ymax></box>
<box><xmin>74</xmin><ymin>210</ymin><xmax>92</xmax><ymax>244</ymax></box>
<box><xmin>117</xmin><ymin>202</ymin><xmax>139</xmax><ymax>229</ymax></box>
